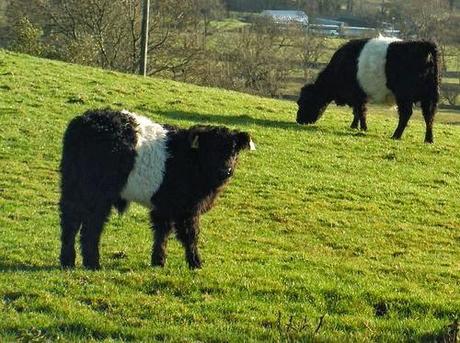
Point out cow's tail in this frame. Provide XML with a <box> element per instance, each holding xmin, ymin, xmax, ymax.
<box><xmin>425</xmin><ymin>41</ymin><xmax>440</xmax><ymax>103</ymax></box>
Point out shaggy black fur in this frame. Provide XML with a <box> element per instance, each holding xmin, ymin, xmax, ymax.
<box><xmin>297</xmin><ymin>39</ymin><xmax>369</xmax><ymax>127</ymax></box>
<box><xmin>60</xmin><ymin>109</ymin><xmax>253</xmax><ymax>270</ymax></box>
<box><xmin>385</xmin><ymin>41</ymin><xmax>439</xmax><ymax>143</ymax></box>
<box><xmin>296</xmin><ymin>38</ymin><xmax>439</xmax><ymax>143</ymax></box>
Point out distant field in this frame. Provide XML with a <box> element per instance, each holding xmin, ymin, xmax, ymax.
<box><xmin>0</xmin><ymin>50</ymin><xmax>459</xmax><ymax>341</ymax></box>
<box><xmin>209</xmin><ymin>18</ymin><xmax>250</xmax><ymax>32</ymax></box>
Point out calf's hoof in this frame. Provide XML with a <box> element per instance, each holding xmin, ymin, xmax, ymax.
<box><xmin>151</xmin><ymin>256</ymin><xmax>166</xmax><ymax>268</ymax></box>
<box><xmin>83</xmin><ymin>261</ymin><xmax>101</xmax><ymax>270</ymax></box>
<box><xmin>60</xmin><ymin>262</ymin><xmax>75</xmax><ymax>270</ymax></box>
<box><xmin>60</xmin><ymin>253</ymin><xmax>75</xmax><ymax>269</ymax></box>
<box><xmin>187</xmin><ymin>257</ymin><xmax>202</xmax><ymax>270</ymax></box>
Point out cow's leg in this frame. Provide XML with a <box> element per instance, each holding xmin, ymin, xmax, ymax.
<box><xmin>151</xmin><ymin>216</ymin><xmax>173</xmax><ymax>267</ymax></box>
<box><xmin>80</xmin><ymin>204</ymin><xmax>111</xmax><ymax>270</ymax></box>
<box><xmin>59</xmin><ymin>201</ymin><xmax>81</xmax><ymax>269</ymax></box>
<box><xmin>392</xmin><ymin>101</ymin><xmax>413</xmax><ymax>140</ymax></box>
<box><xmin>350</xmin><ymin>112</ymin><xmax>359</xmax><ymax>129</ymax></box>
<box><xmin>351</xmin><ymin>102</ymin><xmax>367</xmax><ymax>131</ymax></box>
<box><xmin>358</xmin><ymin>103</ymin><xmax>368</xmax><ymax>131</ymax></box>
<box><xmin>421</xmin><ymin>99</ymin><xmax>436</xmax><ymax>143</ymax></box>
<box><xmin>175</xmin><ymin>216</ymin><xmax>201</xmax><ymax>269</ymax></box>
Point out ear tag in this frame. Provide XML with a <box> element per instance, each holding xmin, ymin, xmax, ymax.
<box><xmin>191</xmin><ymin>135</ymin><xmax>199</xmax><ymax>149</ymax></box>
<box><xmin>249</xmin><ymin>139</ymin><xmax>256</xmax><ymax>151</ymax></box>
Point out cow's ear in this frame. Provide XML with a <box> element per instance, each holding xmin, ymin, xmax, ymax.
<box><xmin>234</xmin><ymin>131</ymin><xmax>255</xmax><ymax>151</ymax></box>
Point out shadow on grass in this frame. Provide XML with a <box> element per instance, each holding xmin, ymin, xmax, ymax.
<box><xmin>154</xmin><ymin>110</ymin><xmax>372</xmax><ymax>142</ymax></box>
<box><xmin>419</xmin><ymin>319</ymin><xmax>459</xmax><ymax>343</ymax></box>
<box><xmin>0</xmin><ymin>260</ymin><xmax>57</xmax><ymax>272</ymax></box>
<box><xmin>154</xmin><ymin>109</ymin><xmax>313</xmax><ymax>131</ymax></box>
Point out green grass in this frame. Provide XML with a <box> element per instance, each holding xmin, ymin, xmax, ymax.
<box><xmin>0</xmin><ymin>49</ymin><xmax>459</xmax><ymax>342</ymax></box>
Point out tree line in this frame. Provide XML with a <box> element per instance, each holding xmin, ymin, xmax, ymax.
<box><xmin>2</xmin><ymin>0</ymin><xmax>328</xmax><ymax>97</ymax></box>
<box><xmin>1</xmin><ymin>0</ymin><xmax>458</xmax><ymax>103</ymax></box>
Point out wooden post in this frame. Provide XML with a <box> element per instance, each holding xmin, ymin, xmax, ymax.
<box><xmin>139</xmin><ymin>0</ymin><xmax>150</xmax><ymax>76</ymax></box>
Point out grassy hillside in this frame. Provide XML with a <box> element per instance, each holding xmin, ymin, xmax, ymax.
<box><xmin>0</xmin><ymin>49</ymin><xmax>459</xmax><ymax>342</ymax></box>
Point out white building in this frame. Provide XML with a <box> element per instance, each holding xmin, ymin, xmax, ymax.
<box><xmin>261</xmin><ymin>10</ymin><xmax>308</xmax><ymax>26</ymax></box>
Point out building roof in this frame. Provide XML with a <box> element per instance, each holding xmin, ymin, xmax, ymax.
<box><xmin>261</xmin><ymin>10</ymin><xmax>308</xmax><ymax>24</ymax></box>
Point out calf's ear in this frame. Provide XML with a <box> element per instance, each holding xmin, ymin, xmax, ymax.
<box><xmin>188</xmin><ymin>130</ymin><xmax>203</xmax><ymax>150</ymax></box>
<box><xmin>190</xmin><ymin>134</ymin><xmax>199</xmax><ymax>149</ymax></box>
<box><xmin>234</xmin><ymin>131</ymin><xmax>256</xmax><ymax>152</ymax></box>
<box><xmin>188</xmin><ymin>126</ymin><xmax>210</xmax><ymax>149</ymax></box>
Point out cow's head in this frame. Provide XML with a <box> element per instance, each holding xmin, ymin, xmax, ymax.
<box><xmin>188</xmin><ymin>125</ymin><xmax>255</xmax><ymax>188</ymax></box>
<box><xmin>296</xmin><ymin>83</ymin><xmax>328</xmax><ymax>124</ymax></box>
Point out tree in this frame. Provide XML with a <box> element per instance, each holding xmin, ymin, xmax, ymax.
<box><xmin>384</xmin><ymin>0</ymin><xmax>454</xmax><ymax>70</ymax></box>
<box><xmin>346</xmin><ymin>0</ymin><xmax>354</xmax><ymax>12</ymax></box>
<box><xmin>5</xmin><ymin>0</ymin><xmax>215</xmax><ymax>76</ymax></box>
<box><xmin>10</xmin><ymin>17</ymin><xmax>44</xmax><ymax>56</ymax></box>
<box><xmin>193</xmin><ymin>18</ymin><xmax>294</xmax><ymax>98</ymax></box>
<box><xmin>3</xmin><ymin>0</ymin><xmax>45</xmax><ymax>47</ymax></box>
<box><xmin>197</xmin><ymin>0</ymin><xmax>225</xmax><ymax>48</ymax></box>
<box><xmin>295</xmin><ymin>32</ymin><xmax>327</xmax><ymax>81</ymax></box>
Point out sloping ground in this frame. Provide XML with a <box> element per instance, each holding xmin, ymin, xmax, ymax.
<box><xmin>0</xmin><ymin>50</ymin><xmax>459</xmax><ymax>341</ymax></box>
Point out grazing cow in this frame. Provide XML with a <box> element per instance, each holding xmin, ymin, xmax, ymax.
<box><xmin>59</xmin><ymin>108</ymin><xmax>255</xmax><ymax>270</ymax></box>
<box><xmin>296</xmin><ymin>36</ymin><xmax>439</xmax><ymax>143</ymax></box>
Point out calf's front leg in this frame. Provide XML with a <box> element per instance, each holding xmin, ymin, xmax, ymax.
<box><xmin>175</xmin><ymin>216</ymin><xmax>202</xmax><ymax>269</ymax></box>
<box><xmin>151</xmin><ymin>216</ymin><xmax>173</xmax><ymax>267</ymax></box>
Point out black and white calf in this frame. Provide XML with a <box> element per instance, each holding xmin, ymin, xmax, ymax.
<box><xmin>59</xmin><ymin>108</ymin><xmax>255</xmax><ymax>270</ymax></box>
<box><xmin>296</xmin><ymin>36</ymin><xmax>439</xmax><ymax>143</ymax></box>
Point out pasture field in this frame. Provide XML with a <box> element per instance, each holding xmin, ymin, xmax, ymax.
<box><xmin>0</xmin><ymin>50</ymin><xmax>459</xmax><ymax>341</ymax></box>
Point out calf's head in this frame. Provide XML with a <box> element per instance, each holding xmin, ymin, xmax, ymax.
<box><xmin>188</xmin><ymin>125</ymin><xmax>255</xmax><ymax>188</ymax></box>
<box><xmin>296</xmin><ymin>84</ymin><xmax>328</xmax><ymax>124</ymax></box>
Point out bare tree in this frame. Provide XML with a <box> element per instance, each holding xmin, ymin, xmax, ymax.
<box><xmin>295</xmin><ymin>32</ymin><xmax>327</xmax><ymax>82</ymax></box>
<box><xmin>198</xmin><ymin>0</ymin><xmax>225</xmax><ymax>48</ymax></box>
<box><xmin>346</xmin><ymin>0</ymin><xmax>354</xmax><ymax>12</ymax></box>
<box><xmin>191</xmin><ymin>18</ymin><xmax>293</xmax><ymax>98</ymax></box>
<box><xmin>35</xmin><ymin>0</ymin><xmax>132</xmax><ymax>69</ymax></box>
<box><xmin>386</xmin><ymin>0</ymin><xmax>454</xmax><ymax>71</ymax></box>
<box><xmin>9</xmin><ymin>0</ymin><xmax>210</xmax><ymax>76</ymax></box>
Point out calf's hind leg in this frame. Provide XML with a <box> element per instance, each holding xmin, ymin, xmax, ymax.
<box><xmin>80</xmin><ymin>204</ymin><xmax>111</xmax><ymax>270</ymax></box>
<box><xmin>59</xmin><ymin>201</ymin><xmax>81</xmax><ymax>269</ymax></box>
